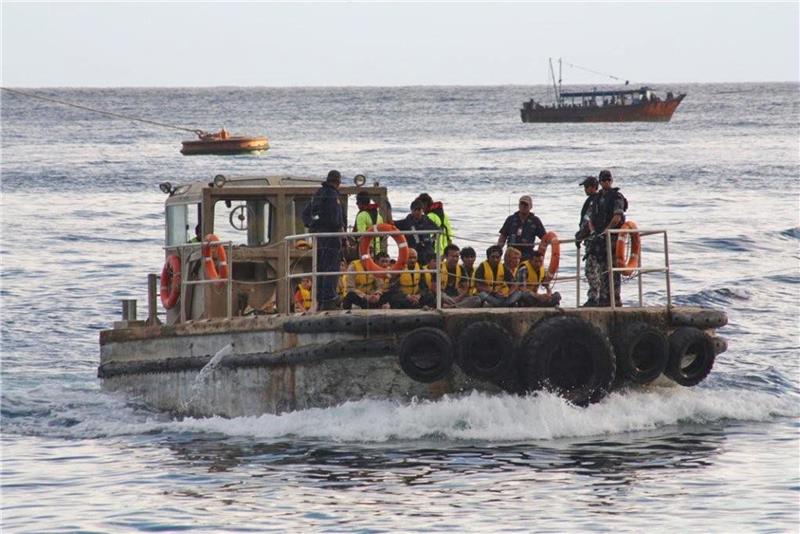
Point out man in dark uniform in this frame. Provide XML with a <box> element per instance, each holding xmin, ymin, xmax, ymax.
<box><xmin>307</xmin><ymin>170</ymin><xmax>346</xmax><ymax>310</ymax></box>
<box><xmin>593</xmin><ymin>169</ymin><xmax>628</xmax><ymax>306</ymax></box>
<box><xmin>497</xmin><ymin>195</ymin><xmax>546</xmax><ymax>261</ymax></box>
<box><xmin>575</xmin><ymin>176</ymin><xmax>601</xmax><ymax>306</ymax></box>
<box><xmin>395</xmin><ymin>199</ymin><xmax>438</xmax><ymax>265</ymax></box>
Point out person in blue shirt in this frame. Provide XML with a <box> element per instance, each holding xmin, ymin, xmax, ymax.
<box><xmin>497</xmin><ymin>195</ymin><xmax>546</xmax><ymax>261</ymax></box>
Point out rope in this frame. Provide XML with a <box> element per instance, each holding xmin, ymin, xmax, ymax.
<box><xmin>562</xmin><ymin>61</ymin><xmax>630</xmax><ymax>85</ymax></box>
<box><xmin>0</xmin><ymin>87</ymin><xmax>204</xmax><ymax>136</ymax></box>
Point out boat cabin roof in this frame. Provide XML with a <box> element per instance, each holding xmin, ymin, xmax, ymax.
<box><xmin>560</xmin><ymin>86</ymin><xmax>654</xmax><ymax>98</ymax></box>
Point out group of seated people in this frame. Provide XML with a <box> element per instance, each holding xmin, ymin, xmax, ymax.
<box><xmin>294</xmin><ymin>242</ymin><xmax>561</xmax><ymax>313</ymax></box>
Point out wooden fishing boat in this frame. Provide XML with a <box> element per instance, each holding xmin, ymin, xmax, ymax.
<box><xmin>181</xmin><ymin>129</ymin><xmax>269</xmax><ymax>155</ymax></box>
<box><xmin>520</xmin><ymin>59</ymin><xmax>686</xmax><ymax>123</ymax></box>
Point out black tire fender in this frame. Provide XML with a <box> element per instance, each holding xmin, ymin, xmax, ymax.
<box><xmin>613</xmin><ymin>322</ymin><xmax>669</xmax><ymax>385</ymax></box>
<box><xmin>517</xmin><ymin>316</ymin><xmax>616</xmax><ymax>406</ymax></box>
<box><xmin>398</xmin><ymin>327</ymin><xmax>454</xmax><ymax>383</ymax></box>
<box><xmin>456</xmin><ymin>321</ymin><xmax>515</xmax><ymax>383</ymax></box>
<box><xmin>666</xmin><ymin>327</ymin><xmax>715</xmax><ymax>386</ymax></box>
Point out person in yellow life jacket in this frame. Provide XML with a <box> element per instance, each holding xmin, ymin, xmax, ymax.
<box><xmin>342</xmin><ymin>252</ymin><xmax>391</xmax><ymax>310</ymax></box>
<box><xmin>437</xmin><ymin>244</ymin><xmax>482</xmax><ymax>308</ymax></box>
<box><xmin>459</xmin><ymin>246</ymin><xmax>478</xmax><ymax>296</ymax></box>
<box><xmin>474</xmin><ymin>245</ymin><xmax>513</xmax><ymax>307</ymax></box>
<box><xmin>353</xmin><ymin>191</ymin><xmax>384</xmax><ymax>255</ymax></box>
<box><xmin>337</xmin><ymin>259</ymin><xmax>348</xmax><ymax>299</ymax></box>
<box><xmin>385</xmin><ymin>248</ymin><xmax>435</xmax><ymax>309</ymax></box>
<box><xmin>516</xmin><ymin>250</ymin><xmax>562</xmax><ymax>307</ymax></box>
<box><xmin>417</xmin><ymin>193</ymin><xmax>454</xmax><ymax>257</ymax></box>
<box><xmin>293</xmin><ymin>276</ymin><xmax>313</xmax><ymax>313</ymax></box>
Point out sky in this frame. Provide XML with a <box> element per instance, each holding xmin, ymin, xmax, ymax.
<box><xmin>2</xmin><ymin>2</ymin><xmax>798</xmax><ymax>87</ymax></box>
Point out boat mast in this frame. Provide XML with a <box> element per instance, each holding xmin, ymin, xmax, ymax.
<box><xmin>558</xmin><ymin>58</ymin><xmax>562</xmax><ymax>103</ymax></box>
<box><xmin>549</xmin><ymin>58</ymin><xmax>561</xmax><ymax>107</ymax></box>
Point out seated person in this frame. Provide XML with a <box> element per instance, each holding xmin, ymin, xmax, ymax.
<box><xmin>293</xmin><ymin>276</ymin><xmax>313</xmax><ymax>313</ymax></box>
<box><xmin>474</xmin><ymin>245</ymin><xmax>511</xmax><ymax>307</ymax></box>
<box><xmin>460</xmin><ymin>246</ymin><xmax>478</xmax><ymax>296</ymax></box>
<box><xmin>384</xmin><ymin>248</ymin><xmax>435</xmax><ymax>309</ymax></box>
<box><xmin>518</xmin><ymin>251</ymin><xmax>561</xmax><ymax>307</ymax></box>
<box><xmin>438</xmin><ymin>244</ymin><xmax>482</xmax><ymax>308</ymax></box>
<box><xmin>342</xmin><ymin>252</ymin><xmax>391</xmax><ymax>310</ymax></box>
<box><xmin>395</xmin><ymin>199</ymin><xmax>438</xmax><ymax>265</ymax></box>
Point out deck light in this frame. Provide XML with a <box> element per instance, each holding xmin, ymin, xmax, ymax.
<box><xmin>353</xmin><ymin>174</ymin><xmax>367</xmax><ymax>187</ymax></box>
<box><xmin>213</xmin><ymin>174</ymin><xmax>227</xmax><ymax>188</ymax></box>
<box><xmin>159</xmin><ymin>182</ymin><xmax>174</xmax><ymax>195</ymax></box>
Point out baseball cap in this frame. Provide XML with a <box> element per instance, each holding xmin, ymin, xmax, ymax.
<box><xmin>519</xmin><ymin>195</ymin><xmax>533</xmax><ymax>206</ymax></box>
<box><xmin>599</xmin><ymin>170</ymin><xmax>612</xmax><ymax>181</ymax></box>
<box><xmin>580</xmin><ymin>176</ymin><xmax>598</xmax><ymax>186</ymax></box>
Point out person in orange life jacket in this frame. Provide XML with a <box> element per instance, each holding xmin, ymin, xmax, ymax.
<box><xmin>497</xmin><ymin>195</ymin><xmax>546</xmax><ymax>261</ymax></box>
<box><xmin>416</xmin><ymin>193</ymin><xmax>454</xmax><ymax>257</ymax></box>
<box><xmin>342</xmin><ymin>251</ymin><xmax>391</xmax><ymax>310</ymax></box>
<box><xmin>293</xmin><ymin>276</ymin><xmax>313</xmax><ymax>313</ymax></box>
<box><xmin>459</xmin><ymin>247</ymin><xmax>478</xmax><ymax>296</ymax></box>
<box><xmin>516</xmin><ymin>250</ymin><xmax>562</xmax><ymax>307</ymax></box>
<box><xmin>353</xmin><ymin>191</ymin><xmax>385</xmax><ymax>255</ymax></box>
<box><xmin>395</xmin><ymin>199</ymin><xmax>438</xmax><ymax>265</ymax></box>
<box><xmin>385</xmin><ymin>248</ymin><xmax>435</xmax><ymax>309</ymax></box>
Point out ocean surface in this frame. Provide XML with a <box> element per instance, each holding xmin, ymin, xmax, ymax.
<box><xmin>1</xmin><ymin>83</ymin><xmax>799</xmax><ymax>532</ymax></box>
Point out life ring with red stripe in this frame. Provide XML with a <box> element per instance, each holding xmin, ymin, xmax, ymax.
<box><xmin>202</xmin><ymin>234</ymin><xmax>229</xmax><ymax>281</ymax></box>
<box><xmin>537</xmin><ymin>231</ymin><xmax>560</xmax><ymax>276</ymax></box>
<box><xmin>358</xmin><ymin>223</ymin><xmax>408</xmax><ymax>277</ymax></box>
<box><xmin>615</xmin><ymin>221</ymin><xmax>641</xmax><ymax>275</ymax></box>
<box><xmin>160</xmin><ymin>254</ymin><xmax>181</xmax><ymax>309</ymax></box>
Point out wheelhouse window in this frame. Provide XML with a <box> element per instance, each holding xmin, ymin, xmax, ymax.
<box><xmin>212</xmin><ymin>199</ymin><xmax>274</xmax><ymax>246</ymax></box>
<box><xmin>166</xmin><ymin>203</ymin><xmax>200</xmax><ymax>246</ymax></box>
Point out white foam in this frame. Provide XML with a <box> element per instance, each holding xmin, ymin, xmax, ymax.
<box><xmin>171</xmin><ymin>387</ymin><xmax>799</xmax><ymax>443</ymax></box>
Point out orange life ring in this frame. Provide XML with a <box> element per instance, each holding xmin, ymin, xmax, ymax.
<box><xmin>615</xmin><ymin>221</ymin><xmax>641</xmax><ymax>275</ymax></box>
<box><xmin>537</xmin><ymin>231</ymin><xmax>560</xmax><ymax>276</ymax></box>
<box><xmin>202</xmin><ymin>234</ymin><xmax>229</xmax><ymax>281</ymax></box>
<box><xmin>358</xmin><ymin>223</ymin><xmax>408</xmax><ymax>277</ymax></box>
<box><xmin>160</xmin><ymin>254</ymin><xmax>181</xmax><ymax>309</ymax></box>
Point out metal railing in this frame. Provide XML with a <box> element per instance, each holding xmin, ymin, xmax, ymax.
<box><xmin>601</xmin><ymin>228</ymin><xmax>670</xmax><ymax>309</ymax></box>
<box><xmin>284</xmin><ymin>229</ymin><xmax>444</xmax><ymax>313</ymax></box>
<box><xmin>166</xmin><ymin>239</ymin><xmax>235</xmax><ymax>322</ymax></box>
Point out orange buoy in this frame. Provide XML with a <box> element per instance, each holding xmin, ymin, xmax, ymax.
<box><xmin>537</xmin><ymin>231</ymin><xmax>560</xmax><ymax>276</ymax></box>
<box><xmin>358</xmin><ymin>223</ymin><xmax>408</xmax><ymax>277</ymax></box>
<box><xmin>202</xmin><ymin>234</ymin><xmax>229</xmax><ymax>282</ymax></box>
<box><xmin>615</xmin><ymin>221</ymin><xmax>641</xmax><ymax>275</ymax></box>
<box><xmin>160</xmin><ymin>254</ymin><xmax>181</xmax><ymax>309</ymax></box>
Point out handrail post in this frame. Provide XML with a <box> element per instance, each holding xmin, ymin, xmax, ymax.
<box><xmin>637</xmin><ymin>241</ymin><xmax>643</xmax><ymax>307</ymax></box>
<box><xmin>179</xmin><ymin>245</ymin><xmax>187</xmax><ymax>323</ymax></box>
<box><xmin>576</xmin><ymin>241</ymin><xmax>581</xmax><ymax>307</ymax></box>
<box><xmin>664</xmin><ymin>231</ymin><xmax>672</xmax><ymax>309</ymax></box>
<box><xmin>435</xmin><ymin>234</ymin><xmax>442</xmax><ymax>310</ymax></box>
<box><xmin>284</xmin><ymin>237</ymin><xmax>291</xmax><ymax>314</ymax></box>
<box><xmin>606</xmin><ymin>231</ymin><xmax>615</xmax><ymax>310</ymax></box>
<box><xmin>311</xmin><ymin>234</ymin><xmax>318</xmax><ymax>310</ymax></box>
<box><xmin>226</xmin><ymin>241</ymin><xmax>233</xmax><ymax>319</ymax></box>
<box><xmin>147</xmin><ymin>273</ymin><xmax>159</xmax><ymax>325</ymax></box>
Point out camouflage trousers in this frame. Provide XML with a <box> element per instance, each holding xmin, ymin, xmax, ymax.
<box><xmin>585</xmin><ymin>253</ymin><xmax>621</xmax><ymax>306</ymax></box>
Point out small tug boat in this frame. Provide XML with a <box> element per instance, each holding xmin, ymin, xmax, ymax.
<box><xmin>180</xmin><ymin>128</ymin><xmax>269</xmax><ymax>155</ymax></box>
<box><xmin>98</xmin><ymin>174</ymin><xmax>728</xmax><ymax>417</ymax></box>
<box><xmin>520</xmin><ymin>59</ymin><xmax>686</xmax><ymax>123</ymax></box>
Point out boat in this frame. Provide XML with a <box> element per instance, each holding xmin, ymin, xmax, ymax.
<box><xmin>180</xmin><ymin>129</ymin><xmax>269</xmax><ymax>155</ymax></box>
<box><xmin>98</xmin><ymin>173</ymin><xmax>728</xmax><ymax>417</ymax></box>
<box><xmin>520</xmin><ymin>59</ymin><xmax>686</xmax><ymax>123</ymax></box>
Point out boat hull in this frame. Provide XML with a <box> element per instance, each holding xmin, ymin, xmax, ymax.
<box><xmin>99</xmin><ymin>306</ymin><xmax>727</xmax><ymax>417</ymax></box>
<box><xmin>521</xmin><ymin>95</ymin><xmax>685</xmax><ymax>123</ymax></box>
<box><xmin>180</xmin><ymin>136</ymin><xmax>270</xmax><ymax>155</ymax></box>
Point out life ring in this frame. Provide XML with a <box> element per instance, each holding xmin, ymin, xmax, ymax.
<box><xmin>398</xmin><ymin>327</ymin><xmax>454</xmax><ymax>383</ymax></box>
<box><xmin>159</xmin><ymin>254</ymin><xmax>181</xmax><ymax>310</ymax></box>
<box><xmin>612</xmin><ymin>322</ymin><xmax>668</xmax><ymax>385</ymax></box>
<box><xmin>202</xmin><ymin>234</ymin><xmax>229</xmax><ymax>281</ymax></box>
<box><xmin>615</xmin><ymin>220</ymin><xmax>641</xmax><ymax>275</ymax></box>
<box><xmin>666</xmin><ymin>327</ymin><xmax>716</xmax><ymax>386</ymax></box>
<box><xmin>358</xmin><ymin>223</ymin><xmax>408</xmax><ymax>277</ymax></box>
<box><xmin>517</xmin><ymin>316</ymin><xmax>616</xmax><ymax>406</ymax></box>
<box><xmin>537</xmin><ymin>231</ymin><xmax>560</xmax><ymax>276</ymax></box>
<box><xmin>456</xmin><ymin>321</ymin><xmax>515</xmax><ymax>386</ymax></box>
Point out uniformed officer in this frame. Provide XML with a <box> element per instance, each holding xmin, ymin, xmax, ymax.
<box><xmin>497</xmin><ymin>195</ymin><xmax>546</xmax><ymax>261</ymax></box>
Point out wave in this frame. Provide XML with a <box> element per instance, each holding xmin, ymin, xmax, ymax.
<box><xmin>779</xmin><ymin>227</ymin><xmax>800</xmax><ymax>240</ymax></box>
<box><xmin>673</xmin><ymin>286</ymin><xmax>751</xmax><ymax>307</ymax></box>
<box><xmin>478</xmin><ymin>145</ymin><xmax>588</xmax><ymax>154</ymax></box>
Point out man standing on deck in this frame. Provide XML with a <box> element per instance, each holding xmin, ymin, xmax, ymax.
<box><xmin>593</xmin><ymin>169</ymin><xmax>628</xmax><ymax>306</ymax></box>
<box><xmin>575</xmin><ymin>176</ymin><xmax>602</xmax><ymax>306</ymax></box>
<box><xmin>353</xmin><ymin>191</ymin><xmax>384</xmax><ymax>255</ymax></box>
<box><xmin>304</xmin><ymin>170</ymin><xmax>346</xmax><ymax>310</ymax></box>
<box><xmin>395</xmin><ymin>199</ymin><xmax>438</xmax><ymax>265</ymax></box>
<box><xmin>417</xmin><ymin>193</ymin><xmax>453</xmax><ymax>258</ymax></box>
<box><xmin>497</xmin><ymin>195</ymin><xmax>546</xmax><ymax>261</ymax></box>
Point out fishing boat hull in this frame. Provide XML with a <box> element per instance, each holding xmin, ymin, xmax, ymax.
<box><xmin>180</xmin><ymin>136</ymin><xmax>270</xmax><ymax>155</ymax></box>
<box><xmin>99</xmin><ymin>306</ymin><xmax>727</xmax><ymax>417</ymax></box>
<box><xmin>521</xmin><ymin>95</ymin><xmax>685</xmax><ymax>123</ymax></box>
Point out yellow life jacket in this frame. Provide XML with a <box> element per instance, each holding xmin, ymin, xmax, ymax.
<box><xmin>295</xmin><ymin>285</ymin><xmax>312</xmax><ymax>310</ymax></box>
<box><xmin>476</xmin><ymin>260</ymin><xmax>508</xmax><ymax>296</ymax></box>
<box><xmin>350</xmin><ymin>259</ymin><xmax>376</xmax><ymax>294</ymax></box>
<box><xmin>439</xmin><ymin>262</ymin><xmax>463</xmax><ymax>292</ymax></box>
<box><xmin>399</xmin><ymin>263</ymin><xmax>422</xmax><ymax>296</ymax></box>
<box><xmin>463</xmin><ymin>265</ymin><xmax>477</xmax><ymax>295</ymax></box>
<box><xmin>521</xmin><ymin>260</ymin><xmax>547</xmax><ymax>290</ymax></box>
<box><xmin>337</xmin><ymin>275</ymin><xmax>347</xmax><ymax>298</ymax></box>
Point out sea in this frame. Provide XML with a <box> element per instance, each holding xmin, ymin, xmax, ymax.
<box><xmin>1</xmin><ymin>83</ymin><xmax>798</xmax><ymax>532</ymax></box>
